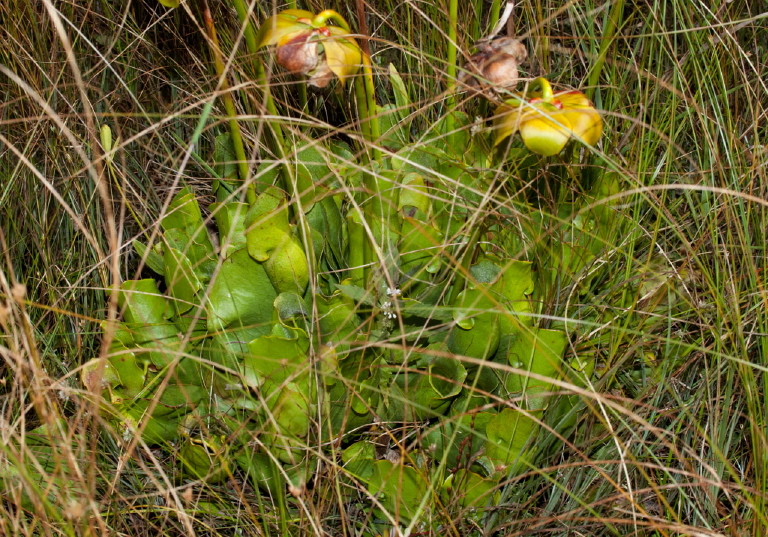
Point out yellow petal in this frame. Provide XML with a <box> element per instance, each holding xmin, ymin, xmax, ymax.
<box><xmin>561</xmin><ymin>107</ymin><xmax>602</xmax><ymax>146</ymax></box>
<box><xmin>554</xmin><ymin>90</ymin><xmax>594</xmax><ymax>107</ymax></box>
<box><xmin>321</xmin><ymin>29</ymin><xmax>363</xmax><ymax>84</ymax></box>
<box><xmin>556</xmin><ymin>90</ymin><xmax>603</xmax><ymax>146</ymax></box>
<box><xmin>519</xmin><ymin>113</ymin><xmax>571</xmax><ymax>156</ymax></box>
<box><xmin>492</xmin><ymin>101</ymin><xmax>524</xmax><ymax>147</ymax></box>
<box><xmin>255</xmin><ymin>10</ymin><xmax>314</xmax><ymax>49</ymax></box>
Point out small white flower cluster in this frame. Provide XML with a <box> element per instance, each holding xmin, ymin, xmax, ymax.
<box><xmin>381</xmin><ymin>286</ymin><xmax>402</xmax><ymax>320</ymax></box>
<box><xmin>386</xmin><ymin>286</ymin><xmax>402</xmax><ymax>297</ymax></box>
<box><xmin>381</xmin><ymin>302</ymin><xmax>397</xmax><ymax>319</ymax></box>
<box><xmin>121</xmin><ymin>423</ymin><xmax>134</xmax><ymax>443</ymax></box>
<box><xmin>470</xmin><ymin>116</ymin><xmax>484</xmax><ymax>135</ymax></box>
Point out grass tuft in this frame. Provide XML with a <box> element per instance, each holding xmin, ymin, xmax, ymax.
<box><xmin>1</xmin><ymin>0</ymin><xmax>767</xmax><ymax>535</ymax></box>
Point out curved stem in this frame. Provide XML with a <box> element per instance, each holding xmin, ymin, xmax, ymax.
<box><xmin>202</xmin><ymin>0</ymin><xmax>255</xmax><ymax>204</ymax></box>
<box><xmin>312</xmin><ymin>10</ymin><xmax>351</xmax><ymax>32</ymax></box>
<box><xmin>529</xmin><ymin>76</ymin><xmax>554</xmax><ymax>101</ymax></box>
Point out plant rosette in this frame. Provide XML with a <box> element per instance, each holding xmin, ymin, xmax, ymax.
<box><xmin>256</xmin><ymin>9</ymin><xmax>363</xmax><ymax>88</ymax></box>
<box><xmin>493</xmin><ymin>77</ymin><xmax>603</xmax><ymax>156</ymax></box>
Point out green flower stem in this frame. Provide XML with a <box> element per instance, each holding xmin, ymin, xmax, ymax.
<box><xmin>354</xmin><ymin>70</ymin><xmax>377</xmax><ymax>278</ymax></box>
<box><xmin>311</xmin><ymin>8</ymin><xmax>378</xmax><ymax>158</ymax></box>
<box><xmin>350</xmin><ymin>0</ymin><xmax>382</xmax><ymax>282</ymax></box>
<box><xmin>348</xmin><ymin>212</ymin><xmax>365</xmax><ymax>286</ymax></box>
<box><xmin>445</xmin><ymin>0</ymin><xmax>459</xmax><ymax>146</ymax></box>
<box><xmin>362</xmin><ymin>54</ymin><xmax>381</xmax><ymax>162</ymax></box>
<box><xmin>354</xmin><ymin>72</ymin><xmax>372</xmax><ymax>149</ymax></box>
<box><xmin>298</xmin><ymin>80</ymin><xmax>308</xmax><ymax>116</ymax></box>
<box><xmin>530</xmin><ymin>77</ymin><xmax>554</xmax><ymax>100</ymax></box>
<box><xmin>361</xmin><ymin>56</ymin><xmax>385</xmax><ymax>280</ymax></box>
<box><xmin>312</xmin><ymin>10</ymin><xmax>352</xmax><ymax>33</ymax></box>
<box><xmin>202</xmin><ymin>1</ymin><xmax>255</xmax><ymax>204</ymax></box>
<box><xmin>230</xmin><ymin>0</ymin><xmax>290</xmax><ymax>178</ymax></box>
<box><xmin>351</xmin><ymin>0</ymin><xmax>376</xmax><ymax>283</ymax></box>
<box><xmin>229</xmin><ymin>0</ymin><xmax>316</xmax><ymax>283</ymax></box>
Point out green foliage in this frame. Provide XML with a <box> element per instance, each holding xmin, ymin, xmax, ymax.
<box><xmin>4</xmin><ymin>0</ymin><xmax>766</xmax><ymax>535</ymax></box>
<box><xmin>75</xmin><ymin>91</ymin><xmax>586</xmax><ymax>528</ymax></box>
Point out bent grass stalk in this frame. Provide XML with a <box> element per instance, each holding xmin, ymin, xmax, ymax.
<box><xmin>201</xmin><ymin>0</ymin><xmax>255</xmax><ymax>205</ymax></box>
<box><xmin>230</xmin><ymin>0</ymin><xmax>293</xmax><ymax>191</ymax></box>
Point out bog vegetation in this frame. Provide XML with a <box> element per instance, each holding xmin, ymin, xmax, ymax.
<box><xmin>0</xmin><ymin>1</ymin><xmax>766</xmax><ymax>536</ymax></box>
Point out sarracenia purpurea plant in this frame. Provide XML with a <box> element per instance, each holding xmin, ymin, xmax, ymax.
<box><xmin>17</xmin><ymin>1</ymin><xmax>755</xmax><ymax>535</ymax></box>
<box><xmin>3</xmin><ymin>0</ymin><xmax>767</xmax><ymax>535</ymax></box>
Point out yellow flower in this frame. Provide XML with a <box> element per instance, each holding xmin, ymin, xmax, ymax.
<box><xmin>256</xmin><ymin>9</ymin><xmax>363</xmax><ymax>88</ymax></box>
<box><xmin>493</xmin><ymin>78</ymin><xmax>603</xmax><ymax>156</ymax></box>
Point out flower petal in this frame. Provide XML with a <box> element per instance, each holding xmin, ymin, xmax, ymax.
<box><xmin>255</xmin><ymin>9</ymin><xmax>314</xmax><ymax>48</ymax></box>
<box><xmin>561</xmin><ymin>106</ymin><xmax>602</xmax><ymax>146</ymax></box>
<box><xmin>518</xmin><ymin>112</ymin><xmax>571</xmax><ymax>156</ymax></box>
<box><xmin>321</xmin><ymin>29</ymin><xmax>363</xmax><ymax>84</ymax></box>
<box><xmin>554</xmin><ymin>90</ymin><xmax>592</xmax><ymax>108</ymax></box>
<box><xmin>555</xmin><ymin>91</ymin><xmax>602</xmax><ymax>146</ymax></box>
<box><xmin>492</xmin><ymin>100</ymin><xmax>525</xmax><ymax>147</ymax></box>
<box><xmin>492</xmin><ymin>84</ymin><xmax>603</xmax><ymax>156</ymax></box>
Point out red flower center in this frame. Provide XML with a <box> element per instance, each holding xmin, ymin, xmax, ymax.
<box><xmin>528</xmin><ymin>97</ymin><xmax>564</xmax><ymax>109</ymax></box>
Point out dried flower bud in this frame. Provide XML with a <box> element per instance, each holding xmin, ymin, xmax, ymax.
<box><xmin>276</xmin><ymin>33</ymin><xmax>319</xmax><ymax>74</ymax></box>
<box><xmin>461</xmin><ymin>37</ymin><xmax>528</xmax><ymax>91</ymax></box>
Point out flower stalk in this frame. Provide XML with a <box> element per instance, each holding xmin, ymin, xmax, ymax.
<box><xmin>201</xmin><ymin>0</ymin><xmax>255</xmax><ymax>204</ymax></box>
<box><xmin>230</xmin><ymin>0</ymin><xmax>317</xmax><ymax>285</ymax></box>
<box><xmin>254</xmin><ymin>7</ymin><xmax>382</xmax><ymax>285</ymax></box>
<box><xmin>230</xmin><ymin>0</ymin><xmax>291</xmax><ymax>177</ymax></box>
